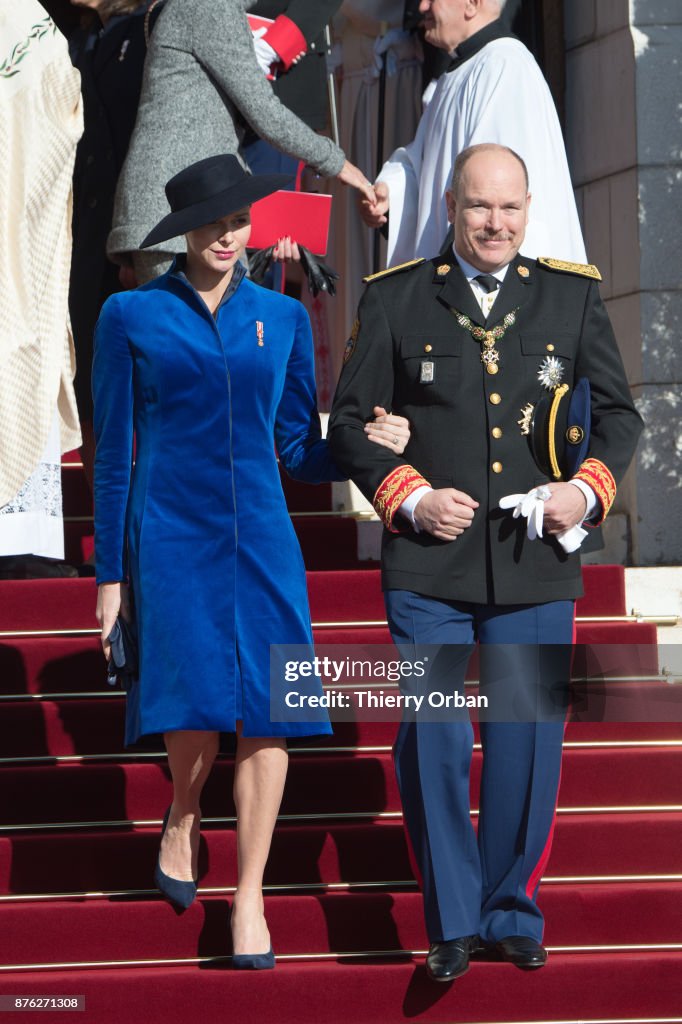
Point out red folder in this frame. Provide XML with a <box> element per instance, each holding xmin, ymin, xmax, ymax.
<box><xmin>249</xmin><ymin>190</ymin><xmax>333</xmax><ymax>256</ymax></box>
<box><xmin>247</xmin><ymin>13</ymin><xmax>274</xmax><ymax>32</ymax></box>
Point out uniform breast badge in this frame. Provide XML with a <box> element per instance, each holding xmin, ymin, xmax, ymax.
<box><xmin>453</xmin><ymin>308</ymin><xmax>518</xmax><ymax>375</ymax></box>
<box><xmin>420</xmin><ymin>361</ymin><xmax>435</xmax><ymax>384</ymax></box>
<box><xmin>537</xmin><ymin>355</ymin><xmax>564</xmax><ymax>390</ymax></box>
<box><xmin>517</xmin><ymin>265</ymin><xmax>530</xmax><ymax>278</ymax></box>
<box><xmin>256</xmin><ymin>321</ymin><xmax>265</xmax><ymax>347</ymax></box>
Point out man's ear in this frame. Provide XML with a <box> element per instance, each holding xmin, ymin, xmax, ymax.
<box><xmin>445</xmin><ymin>189</ymin><xmax>456</xmax><ymax>224</ymax></box>
<box><xmin>525</xmin><ymin>191</ymin><xmax>532</xmax><ymax>224</ymax></box>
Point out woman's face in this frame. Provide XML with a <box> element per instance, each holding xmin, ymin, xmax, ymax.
<box><xmin>185</xmin><ymin>209</ymin><xmax>252</xmax><ymax>277</ymax></box>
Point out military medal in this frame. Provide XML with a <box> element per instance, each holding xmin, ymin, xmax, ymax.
<box><xmin>453</xmin><ymin>308</ymin><xmax>518</xmax><ymax>375</ymax></box>
<box><xmin>518</xmin><ymin>403</ymin><xmax>534</xmax><ymax>435</ymax></box>
<box><xmin>537</xmin><ymin>355</ymin><xmax>564</xmax><ymax>389</ymax></box>
<box><xmin>256</xmin><ymin>321</ymin><xmax>265</xmax><ymax>347</ymax></box>
<box><xmin>420</xmin><ymin>361</ymin><xmax>435</xmax><ymax>384</ymax></box>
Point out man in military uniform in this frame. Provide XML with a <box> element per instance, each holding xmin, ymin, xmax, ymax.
<box><xmin>329</xmin><ymin>144</ymin><xmax>643</xmax><ymax>982</ymax></box>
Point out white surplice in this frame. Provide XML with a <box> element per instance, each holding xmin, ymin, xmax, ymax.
<box><xmin>378</xmin><ymin>37</ymin><xmax>587</xmax><ymax>266</ymax></box>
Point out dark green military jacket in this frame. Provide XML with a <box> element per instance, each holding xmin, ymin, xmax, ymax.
<box><xmin>328</xmin><ymin>253</ymin><xmax>643</xmax><ymax>606</ymax></box>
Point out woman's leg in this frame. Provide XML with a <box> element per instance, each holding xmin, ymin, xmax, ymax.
<box><xmin>231</xmin><ymin>724</ymin><xmax>288</xmax><ymax>954</ymax></box>
<box><xmin>160</xmin><ymin>730</ymin><xmax>219</xmax><ymax>880</ymax></box>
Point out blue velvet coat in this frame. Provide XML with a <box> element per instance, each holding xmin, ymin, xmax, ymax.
<box><xmin>93</xmin><ymin>265</ymin><xmax>341</xmax><ymax>741</ymax></box>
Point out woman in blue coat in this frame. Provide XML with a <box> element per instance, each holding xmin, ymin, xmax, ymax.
<box><xmin>93</xmin><ymin>155</ymin><xmax>409</xmax><ymax>968</ymax></box>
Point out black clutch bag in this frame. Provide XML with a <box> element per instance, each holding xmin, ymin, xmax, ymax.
<box><xmin>106</xmin><ymin>616</ymin><xmax>138</xmax><ymax>691</ymax></box>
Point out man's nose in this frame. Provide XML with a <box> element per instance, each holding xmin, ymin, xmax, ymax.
<box><xmin>487</xmin><ymin>208</ymin><xmax>503</xmax><ymax>231</ymax></box>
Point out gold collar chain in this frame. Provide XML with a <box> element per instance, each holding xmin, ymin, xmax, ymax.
<box><xmin>452</xmin><ymin>308</ymin><xmax>519</xmax><ymax>375</ymax></box>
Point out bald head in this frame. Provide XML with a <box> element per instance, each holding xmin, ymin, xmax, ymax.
<box><xmin>445</xmin><ymin>144</ymin><xmax>531</xmax><ymax>272</ymax></box>
<box><xmin>419</xmin><ymin>0</ymin><xmax>509</xmax><ymax>53</ymax></box>
<box><xmin>450</xmin><ymin>143</ymin><xmax>529</xmax><ymax>198</ymax></box>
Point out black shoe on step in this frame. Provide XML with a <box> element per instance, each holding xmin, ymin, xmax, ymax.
<box><xmin>425</xmin><ymin>935</ymin><xmax>479</xmax><ymax>983</ymax></box>
<box><xmin>495</xmin><ymin>935</ymin><xmax>547</xmax><ymax>969</ymax></box>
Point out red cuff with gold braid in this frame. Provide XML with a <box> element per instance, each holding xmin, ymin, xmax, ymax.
<box><xmin>573</xmin><ymin>458</ymin><xmax>617</xmax><ymax>526</ymax></box>
<box><xmin>373</xmin><ymin>465</ymin><xmax>430</xmax><ymax>533</ymax></box>
<box><xmin>263</xmin><ymin>15</ymin><xmax>307</xmax><ymax>70</ymax></box>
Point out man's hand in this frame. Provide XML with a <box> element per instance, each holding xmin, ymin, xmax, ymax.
<box><xmin>337</xmin><ymin>160</ymin><xmax>377</xmax><ymax>205</ymax></box>
<box><xmin>359</xmin><ymin>180</ymin><xmax>389</xmax><ymax>228</ymax></box>
<box><xmin>543</xmin><ymin>483</ymin><xmax>587</xmax><ymax>534</ymax></box>
<box><xmin>364</xmin><ymin>406</ymin><xmax>410</xmax><ymax>453</ymax></box>
<box><xmin>413</xmin><ymin>488</ymin><xmax>479</xmax><ymax>541</ymax></box>
<box><xmin>96</xmin><ymin>582</ymin><xmax>131</xmax><ymax>661</ymax></box>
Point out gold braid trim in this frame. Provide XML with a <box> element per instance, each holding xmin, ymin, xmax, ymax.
<box><xmin>373</xmin><ymin>465</ymin><xmax>430</xmax><ymax>532</ymax></box>
<box><xmin>548</xmin><ymin>384</ymin><xmax>569</xmax><ymax>480</ymax></box>
<box><xmin>573</xmin><ymin>458</ymin><xmax>617</xmax><ymax>525</ymax></box>
<box><xmin>537</xmin><ymin>257</ymin><xmax>602</xmax><ymax>281</ymax></box>
<box><xmin>363</xmin><ymin>258</ymin><xmax>425</xmax><ymax>284</ymax></box>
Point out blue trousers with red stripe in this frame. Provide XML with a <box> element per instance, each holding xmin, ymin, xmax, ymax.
<box><xmin>385</xmin><ymin>591</ymin><xmax>575</xmax><ymax>945</ymax></box>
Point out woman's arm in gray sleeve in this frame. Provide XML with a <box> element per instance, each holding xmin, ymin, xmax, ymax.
<box><xmin>192</xmin><ymin>0</ymin><xmax>345</xmax><ymax>177</ymax></box>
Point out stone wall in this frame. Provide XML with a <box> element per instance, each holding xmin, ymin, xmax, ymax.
<box><xmin>564</xmin><ymin>0</ymin><xmax>682</xmax><ymax>565</ymax></box>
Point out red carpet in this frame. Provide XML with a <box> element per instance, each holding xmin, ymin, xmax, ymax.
<box><xmin>0</xmin><ymin>457</ymin><xmax>679</xmax><ymax>1021</ymax></box>
<box><xmin>0</xmin><ymin>955</ymin><xmax>680</xmax><ymax>1024</ymax></box>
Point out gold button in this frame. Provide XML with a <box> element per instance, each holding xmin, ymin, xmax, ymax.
<box><xmin>492</xmin><ymin>427</ymin><xmax>503</xmax><ymax>439</ymax></box>
<box><xmin>546</xmin><ymin>344</ymin><xmax>555</xmax><ymax>352</ymax></box>
<box><xmin>492</xmin><ymin>461</ymin><xmax>503</xmax><ymax>474</ymax></box>
<box><xmin>424</xmin><ymin>344</ymin><xmax>433</xmax><ymax>353</ymax></box>
<box><xmin>489</xmin><ymin>393</ymin><xmax>501</xmax><ymax>405</ymax></box>
<box><xmin>486</xmin><ymin>363</ymin><xmax>499</xmax><ymax>375</ymax></box>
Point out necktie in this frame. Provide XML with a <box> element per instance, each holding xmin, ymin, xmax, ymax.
<box><xmin>473</xmin><ymin>273</ymin><xmax>500</xmax><ymax>294</ymax></box>
<box><xmin>473</xmin><ymin>273</ymin><xmax>500</xmax><ymax>316</ymax></box>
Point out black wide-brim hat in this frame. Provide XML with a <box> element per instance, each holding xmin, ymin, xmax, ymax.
<box><xmin>529</xmin><ymin>377</ymin><xmax>592</xmax><ymax>481</ymax></box>
<box><xmin>140</xmin><ymin>154</ymin><xmax>292</xmax><ymax>249</ymax></box>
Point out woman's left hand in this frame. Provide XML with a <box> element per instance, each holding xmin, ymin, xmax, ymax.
<box><xmin>364</xmin><ymin>406</ymin><xmax>411</xmax><ymax>454</ymax></box>
<box><xmin>272</xmin><ymin>236</ymin><xmax>301</xmax><ymax>262</ymax></box>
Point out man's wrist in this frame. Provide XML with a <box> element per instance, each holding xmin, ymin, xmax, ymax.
<box><xmin>399</xmin><ymin>485</ymin><xmax>433</xmax><ymax>531</ymax></box>
<box><xmin>568</xmin><ymin>479</ymin><xmax>597</xmax><ymax>522</ymax></box>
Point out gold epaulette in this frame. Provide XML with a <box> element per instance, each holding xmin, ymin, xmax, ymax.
<box><xmin>537</xmin><ymin>257</ymin><xmax>602</xmax><ymax>281</ymax></box>
<box><xmin>363</xmin><ymin>258</ymin><xmax>425</xmax><ymax>284</ymax></box>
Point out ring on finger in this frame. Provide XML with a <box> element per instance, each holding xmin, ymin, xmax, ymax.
<box><xmin>393</xmin><ymin>435</ymin><xmax>399</xmax><ymax>444</ymax></box>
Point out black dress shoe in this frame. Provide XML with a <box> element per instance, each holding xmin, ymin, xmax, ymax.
<box><xmin>495</xmin><ymin>935</ymin><xmax>547</xmax><ymax>969</ymax></box>
<box><xmin>425</xmin><ymin>935</ymin><xmax>478</xmax><ymax>983</ymax></box>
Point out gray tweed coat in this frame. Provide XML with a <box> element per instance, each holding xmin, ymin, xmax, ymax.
<box><xmin>108</xmin><ymin>0</ymin><xmax>345</xmax><ymax>259</ymax></box>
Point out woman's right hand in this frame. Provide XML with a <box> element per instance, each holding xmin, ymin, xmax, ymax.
<box><xmin>337</xmin><ymin>160</ymin><xmax>377</xmax><ymax>206</ymax></box>
<box><xmin>96</xmin><ymin>582</ymin><xmax>130</xmax><ymax>661</ymax></box>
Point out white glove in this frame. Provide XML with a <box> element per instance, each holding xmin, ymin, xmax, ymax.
<box><xmin>252</xmin><ymin>27</ymin><xmax>279</xmax><ymax>79</ymax></box>
<box><xmin>499</xmin><ymin>486</ymin><xmax>588</xmax><ymax>554</ymax></box>
<box><xmin>364</xmin><ymin>27</ymin><xmax>405</xmax><ymax>80</ymax></box>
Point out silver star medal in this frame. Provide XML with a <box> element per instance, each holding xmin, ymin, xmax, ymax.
<box><xmin>537</xmin><ymin>355</ymin><xmax>565</xmax><ymax>390</ymax></box>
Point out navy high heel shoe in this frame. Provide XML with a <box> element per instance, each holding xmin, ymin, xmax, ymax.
<box><xmin>230</xmin><ymin>905</ymin><xmax>275</xmax><ymax>970</ymax></box>
<box><xmin>154</xmin><ymin>807</ymin><xmax>197</xmax><ymax>910</ymax></box>
<box><xmin>231</xmin><ymin>948</ymin><xmax>275</xmax><ymax>971</ymax></box>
